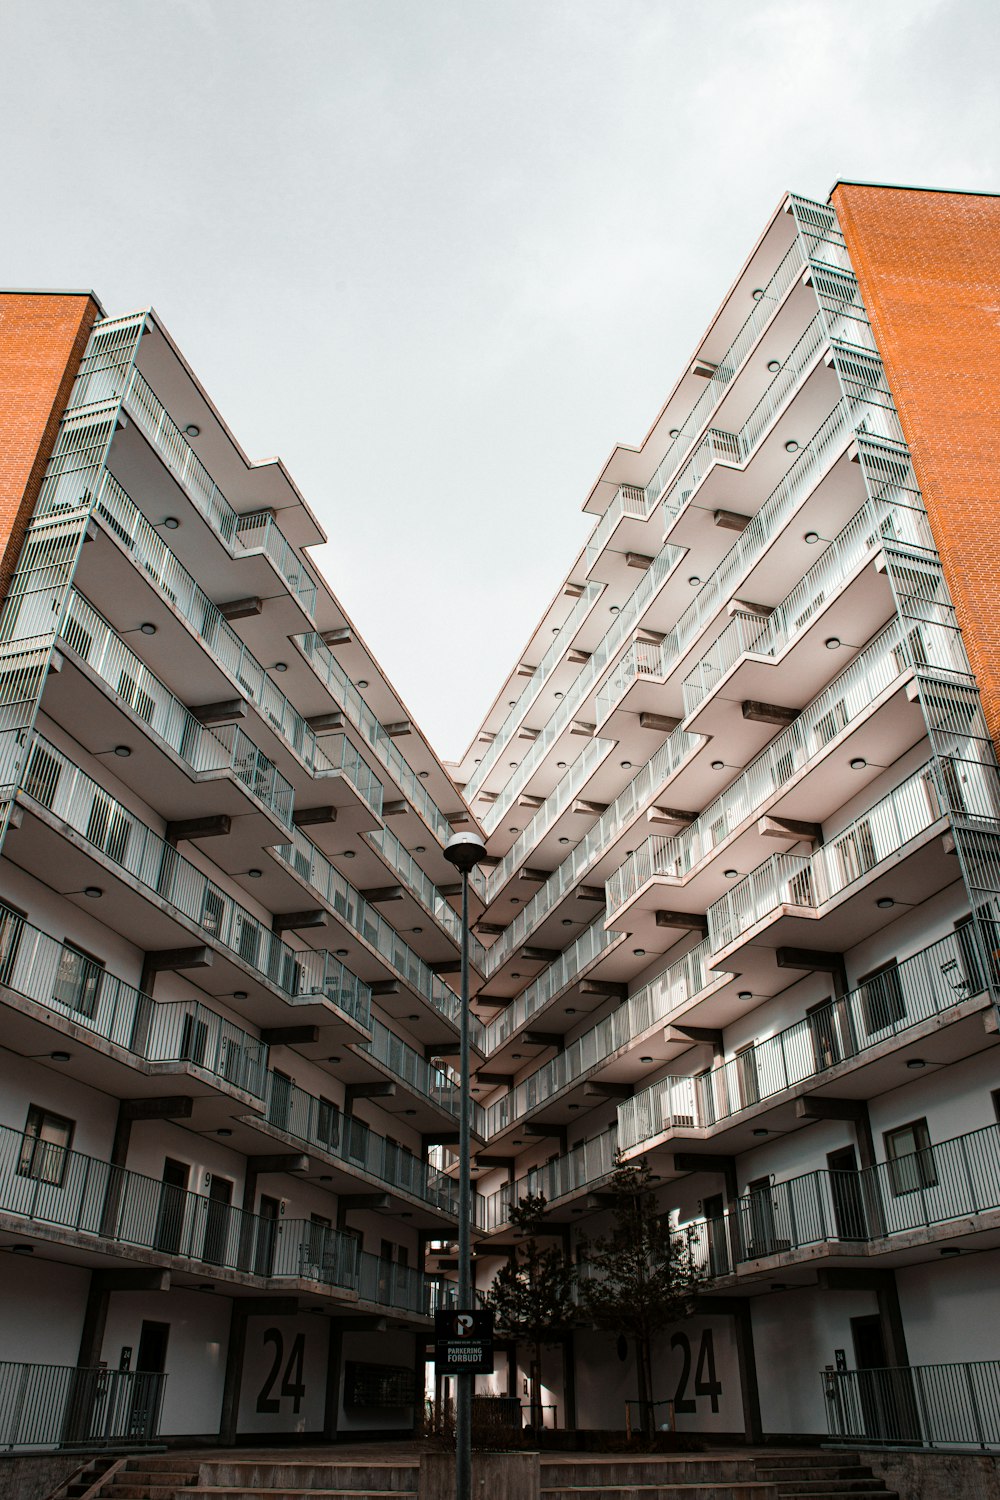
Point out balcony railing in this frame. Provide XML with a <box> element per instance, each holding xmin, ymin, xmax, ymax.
<box><xmin>482</xmin><ymin>720</ymin><xmax>701</xmax><ymax>975</ymax></box>
<box><xmin>0</xmin><ymin>900</ymin><xmax>268</xmax><ymax>1099</ymax></box>
<box><xmin>367</xmin><ymin>825</ymin><xmax>485</xmax><ymax>961</ymax></box>
<box><xmin>90</xmin><ymin>471</ymin><xmax>336</xmax><ymax>780</ymax></box>
<box><xmin>482</xmin><ymin>735</ymin><xmax>611</xmax><ymax>904</ymax></box>
<box><xmin>584</xmin><ymin>484</ymin><xmax>649</xmax><ymax>570</ymax></box>
<box><xmin>0</xmin><ymin>1360</ymin><xmax>166</xmax><ymax>1449</ymax></box>
<box><xmin>0</xmin><ymin>1120</ymin><xmax>447</xmax><ymax>1315</ymax></box>
<box><xmin>618</xmin><ymin>924</ymin><xmax>991</xmax><ymax>1151</ymax></box>
<box><xmin>608</xmin><ymin>611</ymin><xmax>964</xmax><ymax>916</ymax></box>
<box><xmin>480</xmin><ymin>1125</ymin><xmax>619</xmax><ymax>1232</ymax></box>
<box><xmin>481</xmin><ymin>917</ymin><xmax>620</xmax><ymax>1053</ymax></box>
<box><xmin>685</xmin><ymin>1119</ymin><xmax>1000</xmax><ymax>1276</ymax></box>
<box><xmin>357</xmin><ymin>1018</ymin><xmax>478</xmax><ymax>1127</ymax></box>
<box><xmin>16</xmin><ymin>733</ymin><xmax>372</xmax><ymax>1026</ymax></box>
<box><xmin>824</xmin><ymin>1359</ymin><xmax>1000</xmax><ymax>1450</ymax></box>
<box><xmin>464</xmin><ymin>582</ymin><xmax>603</xmax><ymax>802</ymax></box>
<box><xmin>680</xmin><ymin>492</ymin><xmax>934</xmax><ymax>715</ymax></box>
<box><xmin>480</xmin><ymin>545</ymin><xmax>684</xmax><ymax>835</ymax></box>
<box><xmin>706</xmin><ymin>757</ymin><xmax>1000</xmax><ymax>956</ymax></box>
<box><xmin>297</xmin><ymin>633</ymin><xmax>458</xmax><ymax>851</ymax></box>
<box><xmin>261</xmin><ymin>1071</ymin><xmax>459</xmax><ymax>1215</ymax></box>
<box><xmin>319</xmin><ymin>733</ymin><xmax>384</xmax><ymax>816</ymax></box>
<box><xmin>60</xmin><ymin>588</ymin><xmax>295</xmax><ymax>827</ymax></box>
<box><xmin>484</xmin><ymin>941</ymin><xmax>717</xmax><ymax>1136</ymax></box>
<box><xmin>271</xmin><ymin>828</ymin><xmax>469</xmax><ymax>1032</ymax></box>
<box><xmin>121</xmin><ymin>367</ymin><xmax>318</xmax><ymax>618</ymax></box>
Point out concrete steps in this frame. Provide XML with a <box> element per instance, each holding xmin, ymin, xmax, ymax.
<box><xmin>754</xmin><ymin>1454</ymin><xmax>898</xmax><ymax>1500</ymax></box>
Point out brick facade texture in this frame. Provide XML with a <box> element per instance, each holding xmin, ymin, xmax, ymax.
<box><xmin>0</xmin><ymin>292</ymin><xmax>101</xmax><ymax>598</ymax></box>
<box><xmin>833</xmin><ymin>184</ymin><xmax>1000</xmax><ymax>751</ymax></box>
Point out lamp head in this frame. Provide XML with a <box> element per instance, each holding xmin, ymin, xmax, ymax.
<box><xmin>443</xmin><ymin>831</ymin><xmax>488</xmax><ymax>873</ymax></box>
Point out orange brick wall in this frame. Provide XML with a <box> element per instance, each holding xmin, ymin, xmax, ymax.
<box><xmin>832</xmin><ymin>184</ymin><xmax>1000</xmax><ymax>750</ymax></box>
<box><xmin>0</xmin><ymin>292</ymin><xmax>101</xmax><ymax>598</ymax></box>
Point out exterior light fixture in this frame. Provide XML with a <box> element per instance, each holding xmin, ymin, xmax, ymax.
<box><xmin>336</xmin><ymin>948</ymin><xmax>349</xmax><ymax>957</ymax></box>
<box><xmin>84</xmin><ymin>887</ymin><xmax>103</xmax><ymax>899</ymax></box>
<box><xmin>753</xmin><ymin>1128</ymin><xmax>769</xmax><ymax>1137</ymax></box>
<box><xmin>724</xmin><ymin>869</ymin><xmax>739</xmax><ymax>879</ymax></box>
<box><xmin>234</xmin><ymin>991</ymin><xmax>248</xmax><ymax>1000</ymax></box>
<box><xmin>50</xmin><ymin>1051</ymin><xmax>71</xmax><ymax>1063</ymax></box>
<box><xmin>850</xmin><ymin>758</ymin><xmax>867</xmax><ymax>771</ymax></box>
<box><xmin>247</xmin><ymin>869</ymin><xmax>262</xmax><ymax>879</ymax></box>
<box><xmin>184</xmin><ymin>424</ymin><xmax>201</xmax><ymax>437</ymax></box>
<box><xmin>752</xmin><ymin>288</ymin><xmax>765</xmax><ymax>300</ymax></box>
<box><xmin>610</xmin><ymin>605</ymin><xmax>620</xmax><ymax>614</ymax></box>
<box><xmin>565</xmin><ymin>1007</ymin><xmax>576</xmax><ymax>1014</ymax></box>
<box><xmin>784</xmin><ymin>440</ymin><xmax>799</xmax><ymax>453</ymax></box>
<box><xmin>633</xmin><ymin>948</ymin><xmax>646</xmax><ymax>957</ymax></box>
<box><xmin>509</xmin><ymin>762</ymin><xmax>517</xmax><ymax>769</ymax></box>
<box><xmin>273</xmin><ymin>662</ymin><xmax>287</xmax><ymax>673</ymax></box>
<box><xmin>414</xmin><ymin>845</ymin><xmax>426</xmax><ymax>853</ymax></box>
<box><xmin>412</xmin><ymin>926</ymin><xmax>423</xmax><ymax>934</ymax></box>
<box><xmin>557</xmin><ymin>761</ymin><xmax>566</xmax><ymax>769</ymax></box>
<box><xmin>906</xmin><ymin>1058</ymin><xmax>927</xmax><ymax>1070</ymax></box>
<box><xmin>419</xmin><ymin>770</ymin><xmax>429</xmax><ymax>779</ymax></box>
<box><xmin>876</xmin><ymin>897</ymin><xmax>895</xmax><ymax>909</ymax></box>
<box><xmin>640</xmin><ymin>1056</ymin><xmax>653</xmax><ymax>1064</ymax></box>
<box><xmin>340</xmin><ymin>850</ymin><xmax>355</xmax><ymax>859</ymax></box>
<box><xmin>113</xmin><ymin>745</ymin><xmax>131</xmax><ymax>757</ymax></box>
<box><xmin>688</xmin><ymin>576</ymin><xmax>701</xmax><ymax>587</ymax></box>
<box><xmin>711</xmin><ymin>760</ymin><xmax>725</xmax><ymax>770</ymax></box>
<box><xmin>140</xmin><ymin>622</ymin><xmax>157</xmax><ymax>636</ymax></box>
<box><xmin>163</xmin><ymin>516</ymin><xmax>180</xmax><ymax>530</ymax></box>
<box><xmin>10</xmin><ymin>1246</ymin><xmax>33</xmax><ymax>1255</ymax></box>
<box><xmin>357</xmin><ymin>679</ymin><xmax>369</xmax><ymax>689</ymax></box>
<box><xmin>561</xmin><ymin>919</ymin><xmax>573</xmax><ymax>926</ymax></box>
<box><xmin>216</xmin><ymin>1128</ymin><xmax>233</xmax><ymax>1138</ymax></box>
<box><xmin>825</xmin><ymin>638</ymin><xmax>841</xmax><ymax>650</ymax></box>
<box><xmin>669</xmin><ymin>428</ymin><xmax>680</xmax><ymax>439</ymax></box>
<box><xmin>738</xmin><ymin>991</ymin><xmax>753</xmax><ymax>1001</ymax></box>
<box><xmin>510</xmin><ymin>898</ymin><xmax>520</xmax><ymax>906</ymax></box>
<box><xmin>621</xmin><ymin>760</ymin><xmax>632</xmax><ymax>769</ymax></box>
<box><xmin>554</xmin><ymin>691</ymin><xmax>563</xmax><ymax>699</ymax></box>
<box><xmin>559</xmin><ymin>836</ymin><xmax>570</xmax><ymax>845</ymax></box>
<box><xmin>405</xmin><ymin>1108</ymin><xmax>417</xmax><ymax>1116</ymax></box>
<box><xmin>327</xmin><ymin>1055</ymin><xmax>342</xmax><ymax>1064</ymax></box>
<box><xmin>804</xmin><ymin>531</ymin><xmax>820</xmax><ymax>544</ymax></box>
<box><xmin>940</xmin><ymin>1246</ymin><xmax>961</xmax><ymax>1257</ymax></box>
<box><xmin>767</xmin><ymin>360</ymin><xmax>781</xmax><ymax>373</ymax></box>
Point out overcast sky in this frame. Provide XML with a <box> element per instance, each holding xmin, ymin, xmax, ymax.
<box><xmin>2</xmin><ymin>0</ymin><xmax>998</xmax><ymax>758</ymax></box>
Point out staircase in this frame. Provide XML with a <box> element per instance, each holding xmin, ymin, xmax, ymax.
<box><xmin>90</xmin><ymin>1457</ymin><xmax>419</xmax><ymax>1500</ymax></box>
<box><xmin>542</xmin><ymin>1454</ymin><xmax>778</xmax><ymax>1500</ymax></box>
<box><xmin>753</xmin><ymin>1453</ymin><xmax>898</xmax><ymax>1499</ymax></box>
<box><xmin>89</xmin><ymin>1455</ymin><xmax>199</xmax><ymax>1499</ymax></box>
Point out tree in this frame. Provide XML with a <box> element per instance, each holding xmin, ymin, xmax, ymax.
<box><xmin>579</xmin><ymin>1154</ymin><xmax>702</xmax><ymax>1440</ymax></box>
<box><xmin>480</xmin><ymin>1193</ymin><xmax>577</xmax><ymax>1432</ymax></box>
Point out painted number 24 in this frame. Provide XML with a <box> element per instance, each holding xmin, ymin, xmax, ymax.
<box><xmin>671</xmin><ymin>1328</ymin><xmax>722</xmax><ymax>1414</ymax></box>
<box><xmin>256</xmin><ymin>1328</ymin><xmax>306</xmax><ymax>1414</ymax></box>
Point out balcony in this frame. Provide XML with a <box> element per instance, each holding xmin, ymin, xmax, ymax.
<box><xmin>0</xmin><ymin>1120</ymin><xmax>444</xmax><ymax>1317</ymax></box>
<box><xmin>366</xmin><ymin>826</ymin><xmax>486</xmax><ymax>963</ymax></box>
<box><xmin>354</xmin><ymin>1018</ymin><xmax>484</xmax><ymax>1134</ymax></box>
<box><xmin>481</xmin><ymin>918</ymin><xmax>625</xmax><ymax>1054</ymax></box>
<box><xmin>618</xmin><ymin>924</ymin><xmax>994</xmax><ymax>1154</ymax></box>
<box><xmin>52</xmin><ymin>588</ymin><xmax>296</xmax><ymax>845</ymax></box>
<box><xmin>706</xmin><ymin>757</ymin><xmax>998</xmax><ymax>966</ymax></box>
<box><xmin>118</xmin><ymin>367</ymin><xmax>318</xmax><ymax>623</ymax></box>
<box><xmin>479</xmin><ymin>1124</ymin><xmax>619</xmax><ymax>1233</ymax></box>
<box><xmin>80</xmin><ymin>471</ymin><xmax>337</xmax><ymax>787</ymax></box>
<box><xmin>481</xmin><ymin>721</ymin><xmax>702</xmax><ymax>978</ymax></box>
<box><xmin>463</xmin><ymin>583</ymin><xmax>603</xmax><ymax>803</ymax></box>
<box><xmin>0</xmin><ymin>901</ymin><xmax>268</xmax><ymax>1103</ymax></box>
<box><xmin>583</xmin><ymin>484</ymin><xmax>651</xmax><ymax>576</ymax></box>
<box><xmin>8</xmin><ymin>733</ymin><xmax>372</xmax><ymax>1035</ymax></box>
<box><xmin>606</xmin><ymin>614</ymin><xmax>937</xmax><ymax>923</ymax></box>
<box><xmin>254</xmin><ymin>1070</ymin><xmax>459</xmax><ymax>1218</ymax></box>
<box><xmin>483</xmin><ymin>939</ymin><xmax>726</xmax><ymax>1140</ymax></box>
<box><xmin>685</xmin><ymin>1118</ymin><xmax>1000</xmax><ymax>1279</ymax></box>
<box><xmin>270</xmin><ymin>828</ymin><xmax>470</xmax><ymax>1036</ymax></box>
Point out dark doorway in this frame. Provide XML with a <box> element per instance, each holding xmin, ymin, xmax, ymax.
<box><xmin>136</xmin><ymin>1320</ymin><xmax>170</xmax><ymax>1373</ymax></box>
<box><xmin>154</xmin><ymin>1158</ymin><xmax>189</xmax><ymax>1254</ymax></box>
<box><xmin>128</xmin><ymin>1321</ymin><xmax>169</xmax><ymax>1440</ymax></box>
<box><xmin>704</xmin><ymin>1193</ymin><xmax>730</xmax><ymax>1275</ymax></box>
<box><xmin>203</xmin><ymin>1176</ymin><xmax>233</xmax><ymax>1266</ymax></box>
<box><xmin>828</xmin><ymin>1146</ymin><xmax>866</xmax><ymax>1240</ymax></box>
<box><xmin>850</xmin><ymin>1315</ymin><xmax>915</xmax><ymax>1441</ymax></box>
<box><xmin>255</xmin><ymin>1194</ymin><xmax>280</xmax><ymax>1276</ymax></box>
<box><xmin>742</xmin><ymin>1176</ymin><xmax>778</xmax><ymax>1257</ymax></box>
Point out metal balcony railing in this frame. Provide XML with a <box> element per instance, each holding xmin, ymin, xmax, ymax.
<box><xmin>482</xmin><ymin>720</ymin><xmax>700</xmax><ymax>975</ymax></box>
<box><xmin>356</xmin><ymin>1019</ymin><xmax>484</xmax><ymax>1130</ymax></box>
<box><xmin>121</xmin><ymin>367</ymin><xmax>318</xmax><ymax>619</ymax></box>
<box><xmin>0</xmin><ymin>900</ymin><xmax>268</xmax><ymax>1099</ymax></box>
<box><xmin>271</xmin><ymin>828</ymin><xmax>471</xmax><ymax>1032</ymax></box>
<box><xmin>259</xmin><ymin>1072</ymin><xmax>459</xmax><ymax>1216</ymax></box>
<box><xmin>318</xmin><ymin>733</ymin><xmax>384</xmax><ymax>815</ymax></box>
<box><xmin>296</xmin><ymin>633</ymin><xmax>460</xmax><ymax>853</ymax></box>
<box><xmin>481</xmin><ymin>917</ymin><xmax>620</xmax><ymax>1053</ymax></box>
<box><xmin>608</xmin><ymin>610</ymin><xmax>969</xmax><ymax>917</ymax></box>
<box><xmin>484</xmin><ymin>941</ymin><xmax>717</xmax><ymax>1136</ymax></box>
<box><xmin>89</xmin><ymin>471</ymin><xmax>337</xmax><ymax>780</ymax></box>
<box><xmin>683</xmin><ymin>1119</ymin><xmax>1000</xmax><ymax>1277</ymax></box>
<box><xmin>0</xmin><ymin>1360</ymin><xmax>166</xmax><ymax>1449</ymax></box>
<box><xmin>366</xmin><ymin>825</ymin><xmax>484</xmax><ymax>960</ymax></box>
<box><xmin>60</xmin><ymin>589</ymin><xmax>295</xmax><ymax>827</ymax></box>
<box><xmin>707</xmin><ymin>757</ymin><xmax>1000</xmax><ymax>956</ymax></box>
<box><xmin>479</xmin><ymin>1124</ymin><xmax>619</xmax><ymax>1232</ymax></box>
<box><xmin>16</xmin><ymin>732</ymin><xmax>372</xmax><ymax>1027</ymax></box>
<box><xmin>584</xmin><ymin>484</ymin><xmax>649</xmax><ymax>570</ymax></box>
<box><xmin>618</xmin><ymin>924</ymin><xmax>992</xmax><ymax>1152</ymax></box>
<box><xmin>463</xmin><ymin>582</ymin><xmax>603</xmax><ymax>802</ymax></box>
<box><xmin>824</xmin><ymin>1359</ymin><xmax>1000</xmax><ymax>1450</ymax></box>
<box><xmin>0</xmin><ymin>1120</ymin><xmax>448</xmax><ymax>1315</ymax></box>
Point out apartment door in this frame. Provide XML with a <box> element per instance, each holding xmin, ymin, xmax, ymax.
<box><xmin>154</xmin><ymin>1159</ymin><xmax>189</xmax><ymax>1254</ymax></box>
<box><xmin>255</xmin><ymin>1194</ymin><xmax>280</xmax><ymax>1276</ymax></box>
<box><xmin>704</xmin><ymin>1192</ymin><xmax>730</xmax><ymax>1275</ymax></box>
<box><xmin>202</xmin><ymin>1176</ymin><xmax>233</xmax><ymax>1266</ymax></box>
<box><xmin>827</xmin><ymin>1146</ymin><xmax>866</xmax><ymax>1240</ymax></box>
<box><xmin>743</xmin><ymin>1177</ymin><xmax>777</xmax><ymax>1257</ymax></box>
<box><xmin>129</xmin><ymin>1321</ymin><xmax>170</xmax><ymax>1439</ymax></box>
<box><xmin>807</xmin><ymin>998</ymin><xmax>842</xmax><ymax>1073</ymax></box>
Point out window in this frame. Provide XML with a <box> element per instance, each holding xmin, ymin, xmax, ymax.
<box><xmin>885</xmin><ymin>1118</ymin><xmax>937</xmax><ymax>1195</ymax></box>
<box><xmin>52</xmin><ymin>942</ymin><xmax>104</xmax><ymax>1019</ymax></box>
<box><xmin>18</xmin><ymin>1105</ymin><xmax>74</xmax><ymax>1186</ymax></box>
<box><xmin>179</xmin><ymin>1011</ymin><xmax>208</xmax><ymax>1066</ymax></box>
<box><xmin>317</xmin><ymin>1097</ymin><xmax>340</xmax><ymax>1151</ymax></box>
<box><xmin>859</xmin><ymin>960</ymin><xmax>905</xmax><ymax>1035</ymax></box>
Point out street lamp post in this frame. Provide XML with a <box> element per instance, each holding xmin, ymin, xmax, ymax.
<box><xmin>443</xmin><ymin>831</ymin><xmax>488</xmax><ymax>1500</ymax></box>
